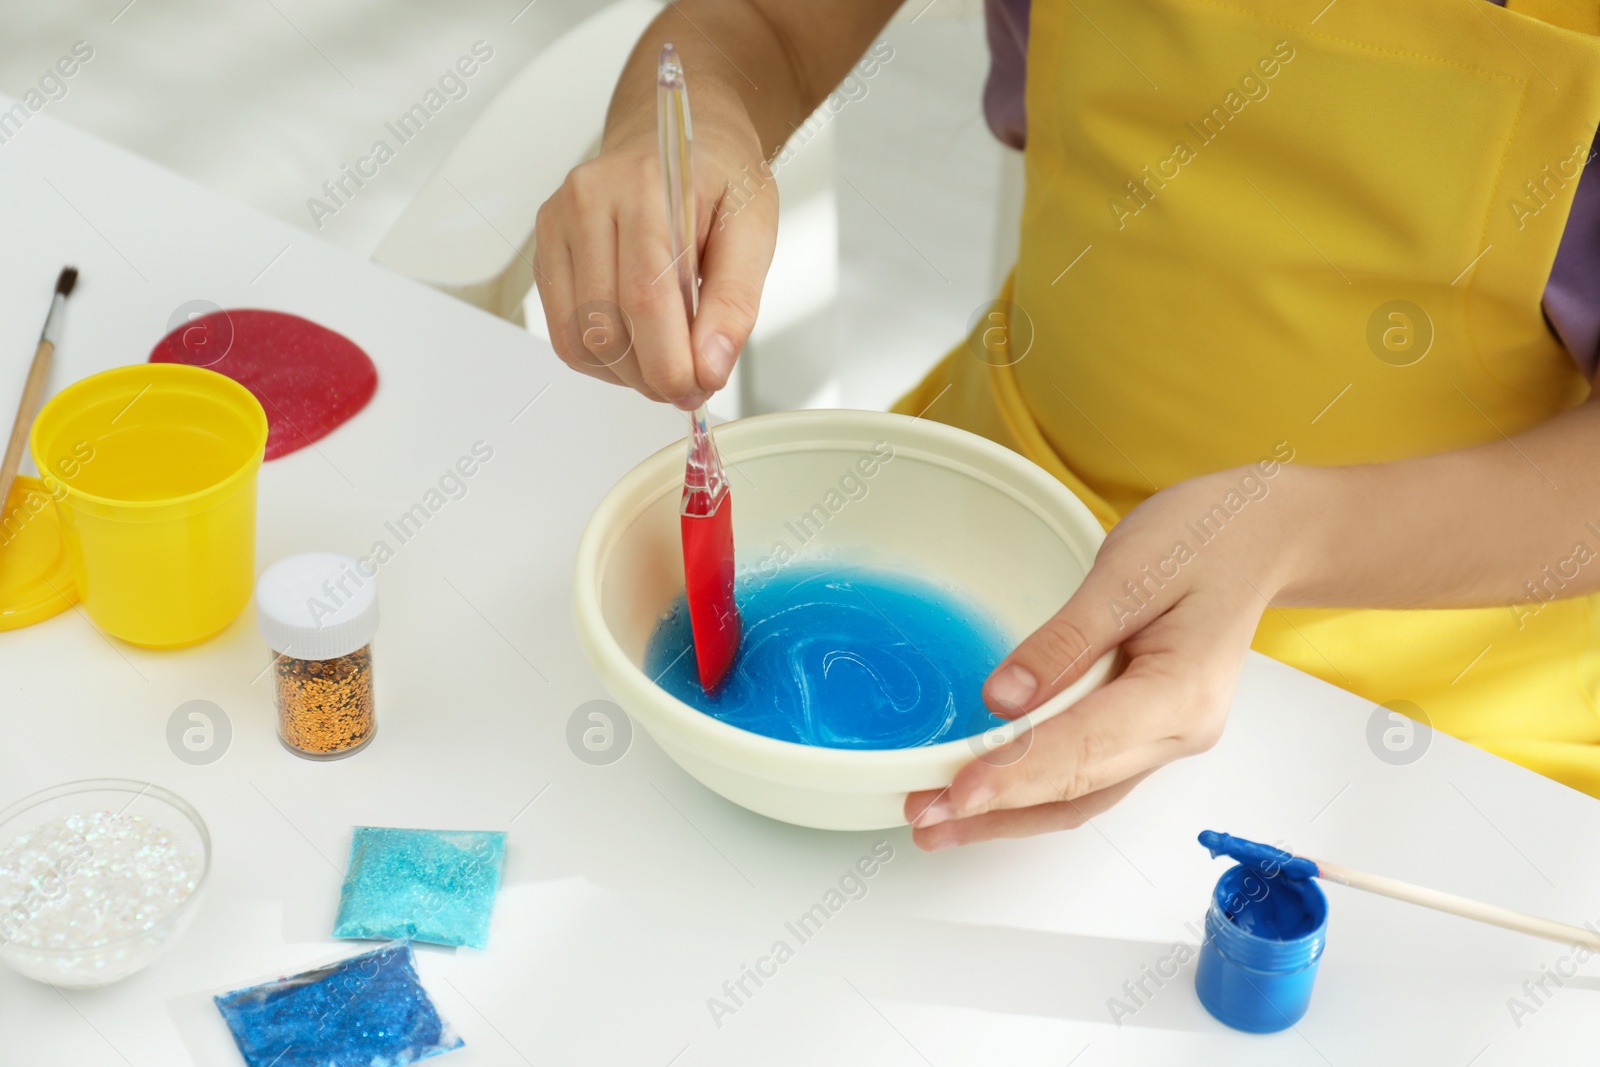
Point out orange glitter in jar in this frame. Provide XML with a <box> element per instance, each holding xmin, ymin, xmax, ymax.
<box><xmin>272</xmin><ymin>645</ymin><xmax>375</xmax><ymax>757</ymax></box>
<box><xmin>257</xmin><ymin>552</ymin><xmax>380</xmax><ymax>761</ymax></box>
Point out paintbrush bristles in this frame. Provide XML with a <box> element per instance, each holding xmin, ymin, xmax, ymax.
<box><xmin>56</xmin><ymin>267</ymin><xmax>77</xmax><ymax>297</ymax></box>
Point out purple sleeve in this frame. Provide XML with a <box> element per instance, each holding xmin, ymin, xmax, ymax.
<box><xmin>982</xmin><ymin>0</ymin><xmax>1030</xmax><ymax>151</ymax></box>
<box><xmin>1543</xmin><ymin>145</ymin><xmax>1600</xmax><ymax>376</ymax></box>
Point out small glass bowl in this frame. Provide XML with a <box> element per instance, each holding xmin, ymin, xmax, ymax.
<box><xmin>0</xmin><ymin>778</ymin><xmax>211</xmax><ymax>988</ymax></box>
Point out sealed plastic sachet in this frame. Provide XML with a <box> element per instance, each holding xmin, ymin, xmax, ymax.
<box><xmin>213</xmin><ymin>940</ymin><xmax>463</xmax><ymax>1067</ymax></box>
<box><xmin>333</xmin><ymin>826</ymin><xmax>506</xmax><ymax>949</ymax></box>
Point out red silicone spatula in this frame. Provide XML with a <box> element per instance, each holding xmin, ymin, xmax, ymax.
<box><xmin>659</xmin><ymin>44</ymin><xmax>740</xmax><ymax>691</ymax></box>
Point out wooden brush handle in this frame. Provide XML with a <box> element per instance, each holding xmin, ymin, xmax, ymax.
<box><xmin>1315</xmin><ymin>859</ymin><xmax>1600</xmax><ymax>951</ymax></box>
<box><xmin>0</xmin><ymin>337</ymin><xmax>54</xmax><ymax>503</ymax></box>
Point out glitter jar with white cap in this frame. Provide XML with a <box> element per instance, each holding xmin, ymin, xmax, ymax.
<box><xmin>256</xmin><ymin>552</ymin><xmax>379</xmax><ymax>760</ymax></box>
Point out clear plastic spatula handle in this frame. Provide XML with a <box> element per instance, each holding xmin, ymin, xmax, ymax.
<box><xmin>658</xmin><ymin>43</ymin><xmax>727</xmax><ymax>510</ymax></box>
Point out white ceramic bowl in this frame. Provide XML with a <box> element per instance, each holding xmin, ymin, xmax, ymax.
<box><xmin>574</xmin><ymin>410</ymin><xmax>1115</xmax><ymax>830</ymax></box>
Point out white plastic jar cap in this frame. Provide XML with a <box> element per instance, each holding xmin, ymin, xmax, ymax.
<box><xmin>256</xmin><ymin>551</ymin><xmax>379</xmax><ymax>661</ymax></box>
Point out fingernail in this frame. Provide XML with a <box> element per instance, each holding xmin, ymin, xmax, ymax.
<box><xmin>699</xmin><ymin>333</ymin><xmax>737</xmax><ymax>385</ymax></box>
<box><xmin>914</xmin><ymin>799</ymin><xmax>954</xmax><ymax>828</ymax></box>
<box><xmin>987</xmin><ymin>664</ymin><xmax>1037</xmax><ymax>715</ymax></box>
<box><xmin>918</xmin><ymin>783</ymin><xmax>993</xmax><ymax>827</ymax></box>
<box><xmin>923</xmin><ymin>832</ymin><xmax>957</xmax><ymax>852</ymax></box>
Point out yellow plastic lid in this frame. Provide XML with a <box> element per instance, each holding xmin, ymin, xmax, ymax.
<box><xmin>0</xmin><ymin>475</ymin><xmax>78</xmax><ymax>630</ymax></box>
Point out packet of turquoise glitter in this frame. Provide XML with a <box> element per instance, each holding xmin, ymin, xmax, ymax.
<box><xmin>333</xmin><ymin>827</ymin><xmax>506</xmax><ymax>949</ymax></box>
<box><xmin>213</xmin><ymin>940</ymin><xmax>463</xmax><ymax>1067</ymax></box>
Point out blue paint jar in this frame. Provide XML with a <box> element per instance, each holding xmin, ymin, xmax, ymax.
<box><xmin>1194</xmin><ymin>862</ymin><xmax>1327</xmax><ymax>1033</ymax></box>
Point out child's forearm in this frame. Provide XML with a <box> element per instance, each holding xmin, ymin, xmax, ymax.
<box><xmin>1275</xmin><ymin>393</ymin><xmax>1600</xmax><ymax>611</ymax></box>
<box><xmin>602</xmin><ymin>0</ymin><xmax>902</xmax><ymax>158</ymax></box>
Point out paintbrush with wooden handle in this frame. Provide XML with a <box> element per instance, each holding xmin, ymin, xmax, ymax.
<box><xmin>0</xmin><ymin>267</ymin><xmax>77</xmax><ymax>507</ymax></box>
<box><xmin>1201</xmin><ymin>830</ymin><xmax>1600</xmax><ymax>951</ymax></box>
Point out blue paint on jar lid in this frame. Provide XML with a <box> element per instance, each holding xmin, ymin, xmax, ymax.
<box><xmin>1198</xmin><ymin>830</ymin><xmax>1320</xmax><ymax>881</ymax></box>
<box><xmin>1194</xmin><ymin>847</ymin><xmax>1329</xmax><ymax>1033</ymax></box>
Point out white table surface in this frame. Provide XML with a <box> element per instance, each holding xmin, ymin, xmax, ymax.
<box><xmin>2</xmin><ymin>108</ymin><xmax>1599</xmax><ymax>1067</ymax></box>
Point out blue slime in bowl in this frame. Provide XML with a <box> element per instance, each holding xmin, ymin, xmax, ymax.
<box><xmin>645</xmin><ymin>563</ymin><xmax>1011</xmax><ymax>750</ymax></box>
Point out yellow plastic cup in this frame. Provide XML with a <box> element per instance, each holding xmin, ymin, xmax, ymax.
<box><xmin>29</xmin><ymin>364</ymin><xmax>269</xmax><ymax>648</ymax></box>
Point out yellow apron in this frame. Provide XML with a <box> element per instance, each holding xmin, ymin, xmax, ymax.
<box><xmin>897</xmin><ymin>0</ymin><xmax>1600</xmax><ymax>793</ymax></box>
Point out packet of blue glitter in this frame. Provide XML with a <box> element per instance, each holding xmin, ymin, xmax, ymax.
<box><xmin>333</xmin><ymin>827</ymin><xmax>506</xmax><ymax>949</ymax></box>
<box><xmin>213</xmin><ymin>941</ymin><xmax>463</xmax><ymax>1067</ymax></box>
